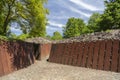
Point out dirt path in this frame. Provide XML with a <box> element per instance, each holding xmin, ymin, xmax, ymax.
<box><xmin>0</xmin><ymin>60</ymin><xmax>120</xmax><ymax>80</ymax></box>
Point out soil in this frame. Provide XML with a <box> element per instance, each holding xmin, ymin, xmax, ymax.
<box><xmin>0</xmin><ymin>60</ymin><xmax>120</xmax><ymax>80</ymax></box>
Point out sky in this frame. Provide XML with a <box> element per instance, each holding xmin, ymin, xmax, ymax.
<box><xmin>12</xmin><ymin>0</ymin><xmax>105</xmax><ymax>36</ymax></box>
<box><xmin>46</xmin><ymin>0</ymin><xmax>105</xmax><ymax>36</ymax></box>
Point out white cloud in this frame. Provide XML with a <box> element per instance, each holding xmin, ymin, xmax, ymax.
<box><xmin>67</xmin><ymin>6</ymin><xmax>91</xmax><ymax>17</ymax></box>
<box><xmin>47</xmin><ymin>15</ymin><xmax>70</xmax><ymax>20</ymax></box>
<box><xmin>69</xmin><ymin>0</ymin><xmax>102</xmax><ymax>11</ymax></box>
<box><xmin>58</xmin><ymin>0</ymin><xmax>91</xmax><ymax>18</ymax></box>
<box><xmin>46</xmin><ymin>26</ymin><xmax>58</xmax><ymax>30</ymax></box>
<box><xmin>48</xmin><ymin>21</ymin><xmax>65</xmax><ymax>28</ymax></box>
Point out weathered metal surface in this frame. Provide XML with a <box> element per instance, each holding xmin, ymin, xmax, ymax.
<box><xmin>0</xmin><ymin>41</ymin><xmax>36</xmax><ymax>77</ymax></box>
<box><xmin>111</xmin><ymin>40</ymin><xmax>119</xmax><ymax>72</ymax></box>
<box><xmin>104</xmin><ymin>40</ymin><xmax>112</xmax><ymax>71</ymax></box>
<box><xmin>81</xmin><ymin>42</ymin><xmax>88</xmax><ymax>67</ymax></box>
<box><xmin>87</xmin><ymin>42</ymin><xmax>94</xmax><ymax>68</ymax></box>
<box><xmin>90</xmin><ymin>41</ymin><xmax>98</xmax><ymax>69</ymax></box>
<box><xmin>49</xmin><ymin>40</ymin><xmax>120</xmax><ymax>72</ymax></box>
<box><xmin>98</xmin><ymin>41</ymin><xmax>106</xmax><ymax>70</ymax></box>
<box><xmin>77</xmin><ymin>42</ymin><xmax>84</xmax><ymax>66</ymax></box>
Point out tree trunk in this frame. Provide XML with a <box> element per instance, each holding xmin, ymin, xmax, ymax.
<box><xmin>3</xmin><ymin>5</ymin><xmax>11</xmax><ymax>34</ymax></box>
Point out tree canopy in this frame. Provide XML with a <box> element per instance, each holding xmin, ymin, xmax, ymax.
<box><xmin>63</xmin><ymin>17</ymin><xmax>86</xmax><ymax>38</ymax></box>
<box><xmin>0</xmin><ymin>0</ymin><xmax>48</xmax><ymax>37</ymax></box>
<box><xmin>87</xmin><ymin>13</ymin><xmax>101</xmax><ymax>32</ymax></box>
<box><xmin>99</xmin><ymin>0</ymin><xmax>120</xmax><ymax>31</ymax></box>
<box><xmin>51</xmin><ymin>31</ymin><xmax>62</xmax><ymax>40</ymax></box>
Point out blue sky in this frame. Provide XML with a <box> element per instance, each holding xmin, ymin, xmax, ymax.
<box><xmin>46</xmin><ymin>0</ymin><xmax>105</xmax><ymax>36</ymax></box>
<box><xmin>12</xmin><ymin>0</ymin><xmax>105</xmax><ymax>36</ymax></box>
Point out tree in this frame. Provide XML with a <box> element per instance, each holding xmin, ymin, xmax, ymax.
<box><xmin>87</xmin><ymin>13</ymin><xmax>101</xmax><ymax>32</ymax></box>
<box><xmin>51</xmin><ymin>31</ymin><xmax>62</xmax><ymax>40</ymax></box>
<box><xmin>46</xmin><ymin>35</ymin><xmax>51</xmax><ymax>39</ymax></box>
<box><xmin>17</xmin><ymin>34</ymin><xmax>29</xmax><ymax>40</ymax></box>
<box><xmin>0</xmin><ymin>0</ymin><xmax>48</xmax><ymax>37</ymax></box>
<box><xmin>0</xmin><ymin>0</ymin><xmax>15</xmax><ymax>35</ymax></box>
<box><xmin>28</xmin><ymin>0</ymin><xmax>49</xmax><ymax>37</ymax></box>
<box><xmin>63</xmin><ymin>17</ymin><xmax>86</xmax><ymax>38</ymax></box>
<box><xmin>99</xmin><ymin>0</ymin><xmax>120</xmax><ymax>31</ymax></box>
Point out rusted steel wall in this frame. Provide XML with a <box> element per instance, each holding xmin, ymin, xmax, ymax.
<box><xmin>34</xmin><ymin>43</ymin><xmax>51</xmax><ymax>60</ymax></box>
<box><xmin>49</xmin><ymin>40</ymin><xmax>120</xmax><ymax>72</ymax></box>
<box><xmin>40</xmin><ymin>44</ymin><xmax>51</xmax><ymax>60</ymax></box>
<box><xmin>0</xmin><ymin>40</ymin><xmax>35</xmax><ymax>77</ymax></box>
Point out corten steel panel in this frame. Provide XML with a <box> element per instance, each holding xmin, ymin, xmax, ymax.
<box><xmin>61</xmin><ymin>43</ymin><xmax>65</xmax><ymax>64</ymax></box>
<box><xmin>74</xmin><ymin>42</ymin><xmax>80</xmax><ymax>66</ymax></box>
<box><xmin>52</xmin><ymin>44</ymin><xmax>57</xmax><ymax>63</ymax></box>
<box><xmin>72</xmin><ymin>42</ymin><xmax>78</xmax><ymax>66</ymax></box>
<box><xmin>61</xmin><ymin>43</ymin><xmax>68</xmax><ymax>64</ymax></box>
<box><xmin>7</xmin><ymin>42</ymin><xmax>16</xmax><ymax>71</ymax></box>
<box><xmin>59</xmin><ymin>43</ymin><xmax>65</xmax><ymax>64</ymax></box>
<box><xmin>98</xmin><ymin>41</ymin><xmax>106</xmax><ymax>70</ymax></box>
<box><xmin>41</xmin><ymin>44</ymin><xmax>51</xmax><ymax>59</ymax></box>
<box><xmin>56</xmin><ymin>43</ymin><xmax>61</xmax><ymax>63</ymax></box>
<box><xmin>54</xmin><ymin>44</ymin><xmax>58</xmax><ymax>58</ymax></box>
<box><xmin>41</xmin><ymin>44</ymin><xmax>46</xmax><ymax>60</ymax></box>
<box><xmin>63</xmin><ymin>43</ymin><xmax>67</xmax><ymax>65</ymax></box>
<box><xmin>104</xmin><ymin>40</ymin><xmax>112</xmax><ymax>71</ymax></box>
<box><xmin>118</xmin><ymin>51</ymin><xmax>120</xmax><ymax>72</ymax></box>
<box><xmin>77</xmin><ymin>42</ymin><xmax>84</xmax><ymax>66</ymax></box>
<box><xmin>0</xmin><ymin>46</ymin><xmax>4</xmax><ymax>77</ymax></box>
<box><xmin>70</xmin><ymin>43</ymin><xmax>75</xmax><ymax>65</ymax></box>
<box><xmin>56</xmin><ymin>44</ymin><xmax>61</xmax><ymax>63</ymax></box>
<box><xmin>87</xmin><ymin>42</ymin><xmax>94</xmax><ymax>68</ymax></box>
<box><xmin>111</xmin><ymin>40</ymin><xmax>119</xmax><ymax>72</ymax></box>
<box><xmin>92</xmin><ymin>41</ymin><xmax>100</xmax><ymax>69</ymax></box>
<box><xmin>49</xmin><ymin>44</ymin><xmax>54</xmax><ymax>61</ymax></box>
<box><xmin>4</xmin><ymin>47</ymin><xmax>11</xmax><ymax>74</ymax></box>
<box><xmin>59</xmin><ymin>43</ymin><xmax>63</xmax><ymax>63</ymax></box>
<box><xmin>57</xmin><ymin>43</ymin><xmax>61</xmax><ymax>63</ymax></box>
<box><xmin>1</xmin><ymin>45</ymin><xmax>9</xmax><ymax>75</ymax></box>
<box><xmin>42</xmin><ymin>44</ymin><xmax>46</xmax><ymax>57</ymax></box>
<box><xmin>51</xmin><ymin>44</ymin><xmax>56</xmax><ymax>61</ymax></box>
<box><xmin>64</xmin><ymin>43</ymin><xmax>69</xmax><ymax>65</ymax></box>
<box><xmin>53</xmin><ymin>44</ymin><xmax>58</xmax><ymax>63</ymax></box>
<box><xmin>81</xmin><ymin>42</ymin><xmax>89</xmax><ymax>67</ymax></box>
<box><xmin>49</xmin><ymin>44</ymin><xmax>56</xmax><ymax>62</ymax></box>
<box><xmin>63</xmin><ymin>43</ymin><xmax>70</xmax><ymax>65</ymax></box>
<box><xmin>67</xmin><ymin>43</ymin><xmax>73</xmax><ymax>65</ymax></box>
<box><xmin>47</xmin><ymin>44</ymin><xmax>52</xmax><ymax>57</ymax></box>
<box><xmin>73</xmin><ymin>42</ymin><xmax>78</xmax><ymax>66</ymax></box>
<box><xmin>69</xmin><ymin>43</ymin><xmax>75</xmax><ymax>65</ymax></box>
<box><xmin>0</xmin><ymin>41</ymin><xmax>36</xmax><ymax>77</ymax></box>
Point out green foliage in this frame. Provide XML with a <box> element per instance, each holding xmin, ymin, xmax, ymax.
<box><xmin>0</xmin><ymin>35</ymin><xmax>8</xmax><ymax>40</ymax></box>
<box><xmin>82</xmin><ymin>26</ymin><xmax>91</xmax><ymax>34</ymax></box>
<box><xmin>51</xmin><ymin>31</ymin><xmax>62</xmax><ymax>40</ymax></box>
<box><xmin>0</xmin><ymin>0</ymin><xmax>48</xmax><ymax>37</ymax></box>
<box><xmin>46</xmin><ymin>35</ymin><xmax>51</xmax><ymax>39</ymax></box>
<box><xmin>8</xmin><ymin>33</ymin><xmax>17</xmax><ymax>39</ymax></box>
<box><xmin>63</xmin><ymin>17</ymin><xmax>86</xmax><ymax>38</ymax></box>
<box><xmin>87</xmin><ymin>13</ymin><xmax>102</xmax><ymax>32</ymax></box>
<box><xmin>99</xmin><ymin>0</ymin><xmax>120</xmax><ymax>31</ymax></box>
<box><xmin>28</xmin><ymin>0</ymin><xmax>48</xmax><ymax>37</ymax></box>
<box><xmin>17</xmin><ymin>34</ymin><xmax>29</xmax><ymax>40</ymax></box>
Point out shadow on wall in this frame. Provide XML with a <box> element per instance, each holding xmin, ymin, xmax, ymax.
<box><xmin>0</xmin><ymin>40</ymin><xmax>51</xmax><ymax>77</ymax></box>
<box><xmin>7</xmin><ymin>41</ymin><xmax>35</xmax><ymax>70</ymax></box>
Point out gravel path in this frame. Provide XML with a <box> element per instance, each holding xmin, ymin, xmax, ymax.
<box><xmin>0</xmin><ymin>60</ymin><xmax>120</xmax><ymax>80</ymax></box>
